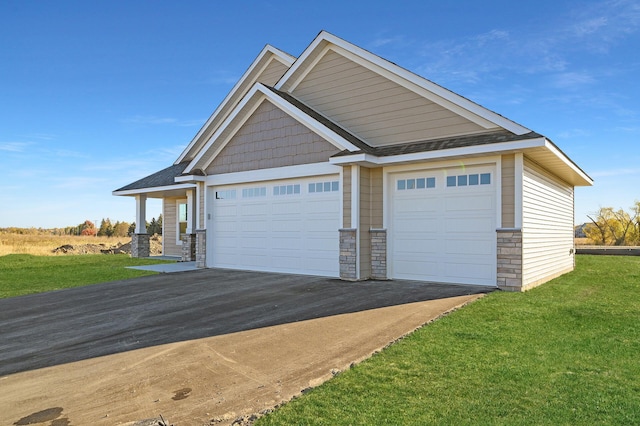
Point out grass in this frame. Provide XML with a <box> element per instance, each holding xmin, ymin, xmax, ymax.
<box><xmin>257</xmin><ymin>256</ymin><xmax>640</xmax><ymax>425</ymax></box>
<box><xmin>0</xmin><ymin>254</ymin><xmax>174</xmax><ymax>298</ymax></box>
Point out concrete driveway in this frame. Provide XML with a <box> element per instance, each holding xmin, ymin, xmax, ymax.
<box><xmin>1</xmin><ymin>268</ymin><xmax>493</xmax><ymax>425</ymax></box>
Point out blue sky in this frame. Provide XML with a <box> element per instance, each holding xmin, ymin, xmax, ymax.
<box><xmin>1</xmin><ymin>0</ymin><xmax>638</xmax><ymax>228</ymax></box>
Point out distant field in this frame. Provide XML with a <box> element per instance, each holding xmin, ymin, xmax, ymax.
<box><xmin>0</xmin><ymin>233</ymin><xmax>130</xmax><ymax>256</ymax></box>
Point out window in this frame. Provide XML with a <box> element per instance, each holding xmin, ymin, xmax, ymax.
<box><xmin>309</xmin><ymin>180</ymin><xmax>339</xmax><ymax>193</ymax></box>
<box><xmin>242</xmin><ymin>187</ymin><xmax>267</xmax><ymax>198</ymax></box>
<box><xmin>398</xmin><ymin>177</ymin><xmax>436</xmax><ymax>190</ymax></box>
<box><xmin>177</xmin><ymin>201</ymin><xmax>187</xmax><ymax>244</ymax></box>
<box><xmin>447</xmin><ymin>173</ymin><xmax>491</xmax><ymax>187</ymax></box>
<box><xmin>274</xmin><ymin>184</ymin><xmax>301</xmax><ymax>196</ymax></box>
<box><xmin>215</xmin><ymin>189</ymin><xmax>236</xmax><ymax>200</ymax></box>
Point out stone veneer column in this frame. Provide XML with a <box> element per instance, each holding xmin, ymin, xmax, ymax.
<box><xmin>131</xmin><ymin>233</ymin><xmax>150</xmax><ymax>258</ymax></box>
<box><xmin>497</xmin><ymin>229</ymin><xmax>523</xmax><ymax>291</ymax></box>
<box><xmin>339</xmin><ymin>228</ymin><xmax>357</xmax><ymax>280</ymax></box>
<box><xmin>181</xmin><ymin>233</ymin><xmax>196</xmax><ymax>262</ymax></box>
<box><xmin>195</xmin><ymin>229</ymin><xmax>206</xmax><ymax>268</ymax></box>
<box><xmin>370</xmin><ymin>229</ymin><xmax>387</xmax><ymax>279</ymax></box>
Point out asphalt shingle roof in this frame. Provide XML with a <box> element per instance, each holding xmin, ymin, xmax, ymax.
<box><xmin>332</xmin><ymin>130</ymin><xmax>543</xmax><ymax>158</ymax></box>
<box><xmin>115</xmin><ymin>91</ymin><xmax>546</xmax><ymax>193</ymax></box>
<box><xmin>114</xmin><ymin>161</ymin><xmax>190</xmax><ymax>192</ymax></box>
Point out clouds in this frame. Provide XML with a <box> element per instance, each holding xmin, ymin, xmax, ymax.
<box><xmin>122</xmin><ymin>115</ymin><xmax>203</xmax><ymax>127</ymax></box>
<box><xmin>396</xmin><ymin>0</ymin><xmax>640</xmax><ymax>89</ymax></box>
<box><xmin>0</xmin><ymin>142</ymin><xmax>31</xmax><ymax>152</ymax></box>
<box><xmin>567</xmin><ymin>0</ymin><xmax>640</xmax><ymax>50</ymax></box>
<box><xmin>550</xmin><ymin>72</ymin><xmax>596</xmax><ymax>89</ymax></box>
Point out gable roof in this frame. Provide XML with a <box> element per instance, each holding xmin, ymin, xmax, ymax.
<box><xmin>183</xmin><ymin>83</ymin><xmax>364</xmax><ymax>174</ymax></box>
<box><xmin>175</xmin><ymin>45</ymin><xmax>296</xmax><ymax>164</ymax></box>
<box><xmin>275</xmin><ymin>31</ymin><xmax>531</xmax><ymax>136</ymax></box>
<box><xmin>115</xmin><ymin>30</ymin><xmax>591</xmax><ymax>194</ymax></box>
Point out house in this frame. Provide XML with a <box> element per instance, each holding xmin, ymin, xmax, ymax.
<box><xmin>113</xmin><ymin>31</ymin><xmax>593</xmax><ymax>291</ymax></box>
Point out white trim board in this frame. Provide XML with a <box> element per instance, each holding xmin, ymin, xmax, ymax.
<box><xmin>185</xmin><ymin>83</ymin><xmax>360</xmax><ymax>174</ymax></box>
<box><xmin>176</xmin><ymin>46</ymin><xmax>296</xmax><ymax>164</ymax></box>
<box><xmin>276</xmin><ymin>31</ymin><xmax>530</xmax><ymax>135</ymax></box>
<box><xmin>205</xmin><ymin>163</ymin><xmax>342</xmax><ymax>186</ymax></box>
<box><xmin>112</xmin><ymin>183</ymin><xmax>196</xmax><ymax>197</ymax></box>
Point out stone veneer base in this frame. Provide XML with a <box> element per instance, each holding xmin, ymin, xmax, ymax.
<box><xmin>497</xmin><ymin>229</ymin><xmax>523</xmax><ymax>291</ymax></box>
<box><xmin>131</xmin><ymin>233</ymin><xmax>150</xmax><ymax>258</ymax></box>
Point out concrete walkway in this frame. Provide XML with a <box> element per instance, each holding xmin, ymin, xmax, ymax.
<box><xmin>127</xmin><ymin>261</ymin><xmax>198</xmax><ymax>273</ymax></box>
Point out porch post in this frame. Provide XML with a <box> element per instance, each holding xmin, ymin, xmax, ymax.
<box><xmin>132</xmin><ymin>194</ymin><xmax>150</xmax><ymax>258</ymax></box>
<box><xmin>135</xmin><ymin>194</ymin><xmax>147</xmax><ymax>234</ymax></box>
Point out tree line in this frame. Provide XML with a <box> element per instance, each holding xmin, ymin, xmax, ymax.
<box><xmin>1</xmin><ymin>215</ymin><xmax>163</xmax><ymax>237</ymax></box>
<box><xmin>585</xmin><ymin>202</ymin><xmax>640</xmax><ymax>246</ymax></box>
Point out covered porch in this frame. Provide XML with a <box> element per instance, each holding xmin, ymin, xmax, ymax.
<box><xmin>112</xmin><ymin>162</ymin><xmax>206</xmax><ymax>266</ymax></box>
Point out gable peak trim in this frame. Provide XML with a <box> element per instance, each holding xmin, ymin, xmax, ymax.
<box><xmin>175</xmin><ymin>44</ymin><xmax>297</xmax><ymax>165</ymax></box>
<box><xmin>184</xmin><ymin>83</ymin><xmax>362</xmax><ymax>174</ymax></box>
<box><xmin>276</xmin><ymin>30</ymin><xmax>531</xmax><ymax>136</ymax></box>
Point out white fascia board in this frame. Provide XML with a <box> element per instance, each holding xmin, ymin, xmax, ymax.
<box><xmin>175</xmin><ymin>46</ymin><xmax>296</xmax><ymax>165</ymax></box>
<box><xmin>205</xmin><ymin>162</ymin><xmax>341</xmax><ymax>186</ymax></box>
<box><xmin>330</xmin><ymin>138</ymin><xmax>547</xmax><ymax>166</ymax></box>
<box><xmin>112</xmin><ymin>183</ymin><xmax>196</xmax><ymax>197</ymax></box>
<box><xmin>275</xmin><ymin>32</ymin><xmax>329</xmax><ymax>90</ymax></box>
<box><xmin>263</xmin><ymin>86</ymin><xmax>360</xmax><ymax>152</ymax></box>
<box><xmin>174</xmin><ymin>175</ymin><xmax>206</xmax><ymax>183</ymax></box>
<box><xmin>544</xmin><ymin>139</ymin><xmax>593</xmax><ymax>186</ymax></box>
<box><xmin>185</xmin><ymin>85</ymin><xmax>266</xmax><ymax>173</ymax></box>
<box><xmin>329</xmin><ymin>153</ymin><xmax>378</xmax><ymax>165</ymax></box>
<box><xmin>277</xmin><ymin>31</ymin><xmax>530</xmax><ymax>135</ymax></box>
<box><xmin>187</xmin><ymin>83</ymin><xmax>360</xmax><ymax>174</ymax></box>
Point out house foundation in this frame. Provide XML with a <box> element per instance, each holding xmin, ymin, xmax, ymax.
<box><xmin>196</xmin><ymin>229</ymin><xmax>206</xmax><ymax>268</ymax></box>
<box><xmin>131</xmin><ymin>233</ymin><xmax>150</xmax><ymax>258</ymax></box>
<box><xmin>370</xmin><ymin>229</ymin><xmax>387</xmax><ymax>279</ymax></box>
<box><xmin>497</xmin><ymin>229</ymin><xmax>523</xmax><ymax>291</ymax></box>
<box><xmin>181</xmin><ymin>233</ymin><xmax>196</xmax><ymax>262</ymax></box>
<box><xmin>339</xmin><ymin>228</ymin><xmax>357</xmax><ymax>280</ymax></box>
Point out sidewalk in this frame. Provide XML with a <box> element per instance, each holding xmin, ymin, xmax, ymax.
<box><xmin>127</xmin><ymin>261</ymin><xmax>198</xmax><ymax>273</ymax></box>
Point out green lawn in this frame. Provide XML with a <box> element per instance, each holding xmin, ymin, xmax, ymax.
<box><xmin>257</xmin><ymin>256</ymin><xmax>640</xmax><ymax>425</ymax></box>
<box><xmin>0</xmin><ymin>254</ymin><xmax>174</xmax><ymax>298</ymax></box>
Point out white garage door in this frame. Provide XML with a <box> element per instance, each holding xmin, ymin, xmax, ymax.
<box><xmin>208</xmin><ymin>176</ymin><xmax>340</xmax><ymax>277</ymax></box>
<box><xmin>390</xmin><ymin>166</ymin><xmax>497</xmax><ymax>286</ymax></box>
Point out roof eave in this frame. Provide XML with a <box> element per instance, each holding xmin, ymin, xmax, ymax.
<box><xmin>330</xmin><ymin>137</ymin><xmax>593</xmax><ymax>187</ymax></box>
<box><xmin>112</xmin><ymin>182</ymin><xmax>196</xmax><ymax>198</ymax></box>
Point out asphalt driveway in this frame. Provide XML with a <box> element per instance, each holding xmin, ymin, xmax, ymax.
<box><xmin>0</xmin><ymin>268</ymin><xmax>493</xmax><ymax>376</ymax></box>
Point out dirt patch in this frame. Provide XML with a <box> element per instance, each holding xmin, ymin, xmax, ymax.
<box><xmin>52</xmin><ymin>235</ymin><xmax>163</xmax><ymax>256</ymax></box>
<box><xmin>13</xmin><ymin>407</ymin><xmax>64</xmax><ymax>425</ymax></box>
<box><xmin>172</xmin><ymin>387</ymin><xmax>192</xmax><ymax>401</ymax></box>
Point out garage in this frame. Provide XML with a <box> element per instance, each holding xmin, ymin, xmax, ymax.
<box><xmin>207</xmin><ymin>175</ymin><xmax>341</xmax><ymax>276</ymax></box>
<box><xmin>389</xmin><ymin>165</ymin><xmax>497</xmax><ymax>286</ymax></box>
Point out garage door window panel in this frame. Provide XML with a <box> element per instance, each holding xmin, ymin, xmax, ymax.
<box><xmin>447</xmin><ymin>173</ymin><xmax>491</xmax><ymax>188</ymax></box>
<box><xmin>274</xmin><ymin>184</ymin><xmax>300</xmax><ymax>196</ymax></box>
<box><xmin>396</xmin><ymin>177</ymin><xmax>436</xmax><ymax>191</ymax></box>
<box><xmin>309</xmin><ymin>181</ymin><xmax>339</xmax><ymax>193</ymax></box>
